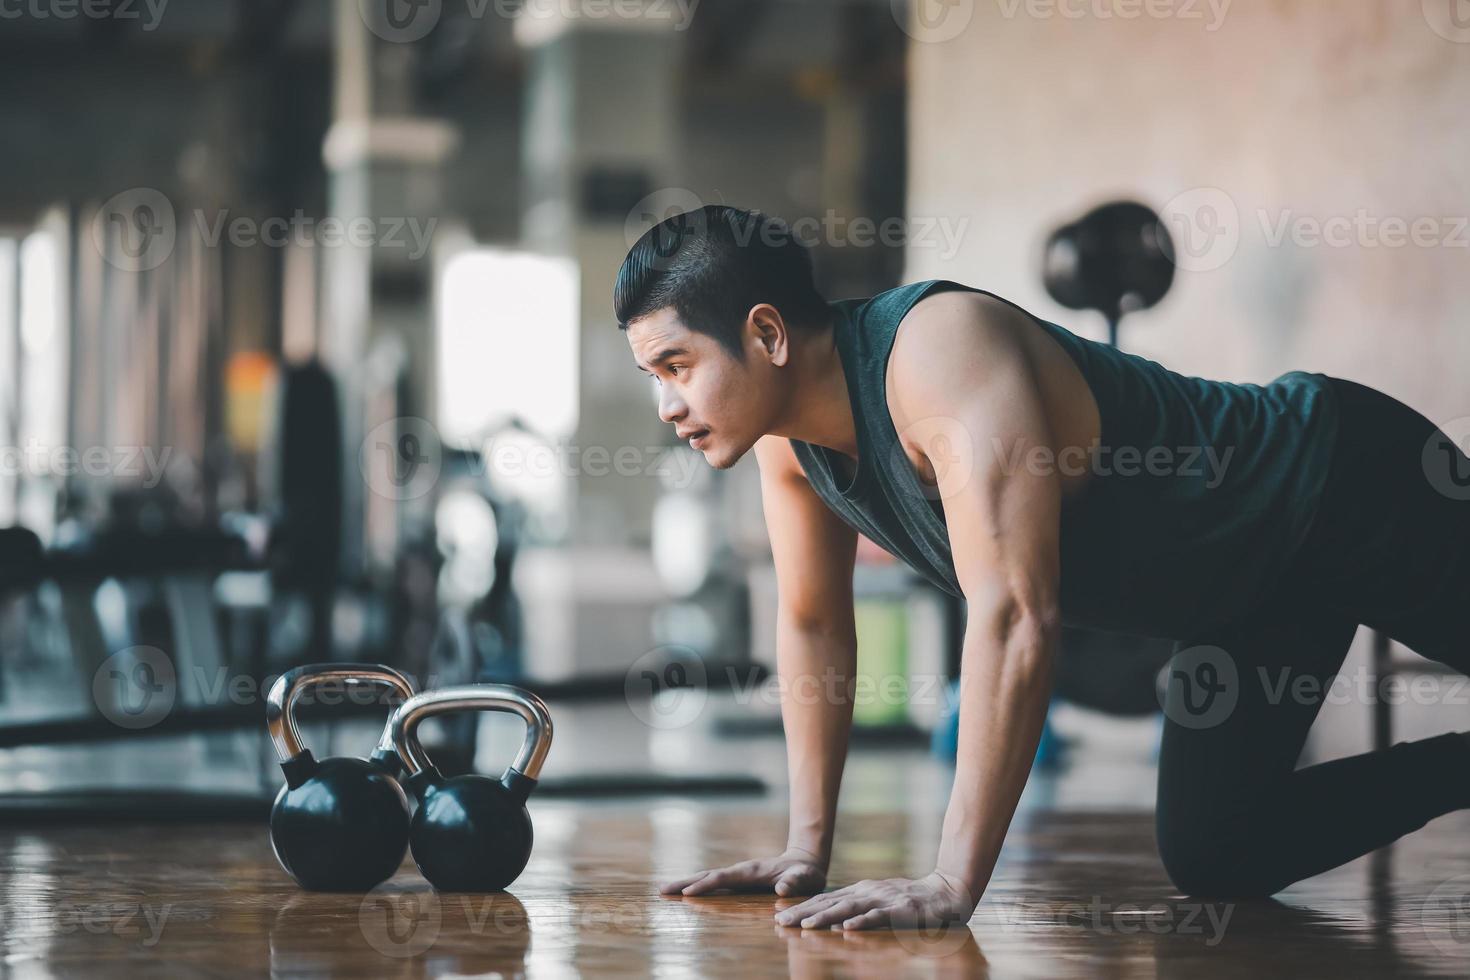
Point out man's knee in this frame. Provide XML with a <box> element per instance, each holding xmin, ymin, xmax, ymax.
<box><xmin>1156</xmin><ymin>811</ymin><xmax>1288</xmax><ymax>899</ymax></box>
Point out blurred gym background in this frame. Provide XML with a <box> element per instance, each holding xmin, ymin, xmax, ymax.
<box><xmin>0</xmin><ymin>0</ymin><xmax>1467</xmax><ymax>820</ymax></box>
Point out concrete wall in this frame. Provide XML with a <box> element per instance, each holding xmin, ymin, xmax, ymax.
<box><xmin>906</xmin><ymin>0</ymin><xmax>1470</xmax><ymax>418</ymax></box>
<box><xmin>904</xmin><ymin>1</ymin><xmax>1470</xmax><ymax>757</ymax></box>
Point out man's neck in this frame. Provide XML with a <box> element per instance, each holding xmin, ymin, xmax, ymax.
<box><xmin>767</xmin><ymin>330</ymin><xmax>859</xmax><ymax>459</ymax></box>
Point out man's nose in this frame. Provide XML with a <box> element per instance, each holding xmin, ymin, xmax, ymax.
<box><xmin>657</xmin><ymin>389</ymin><xmax>686</xmax><ymax>425</ymax></box>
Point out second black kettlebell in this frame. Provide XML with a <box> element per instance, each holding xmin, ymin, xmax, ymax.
<box><xmin>388</xmin><ymin>684</ymin><xmax>554</xmax><ymax>892</ymax></box>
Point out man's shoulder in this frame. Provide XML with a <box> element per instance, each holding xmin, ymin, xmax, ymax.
<box><xmin>753</xmin><ymin>434</ymin><xmax>807</xmax><ymax>482</ymax></box>
<box><xmin>889</xmin><ymin>286</ymin><xmax>1032</xmax><ymax>384</ymax></box>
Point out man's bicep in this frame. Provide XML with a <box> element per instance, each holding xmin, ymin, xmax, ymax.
<box><xmin>895</xmin><ymin>309</ymin><xmax>1062</xmax><ymax>618</ymax></box>
<box><xmin>755</xmin><ymin>437</ymin><xmax>858</xmax><ymax>631</ymax></box>
<box><xmin>942</xmin><ymin>380</ymin><xmax>1062</xmax><ymax>621</ymax></box>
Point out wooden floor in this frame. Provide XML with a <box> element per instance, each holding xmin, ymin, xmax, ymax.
<box><xmin>5</xmin><ymin>793</ymin><xmax>1470</xmax><ymax>978</ymax></box>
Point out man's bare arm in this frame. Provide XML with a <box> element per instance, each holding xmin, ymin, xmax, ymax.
<box><xmin>664</xmin><ymin>435</ymin><xmax>857</xmax><ymax>896</ymax></box>
<box><xmin>902</xmin><ymin>293</ymin><xmax>1063</xmax><ymax>899</ymax></box>
<box><xmin>758</xmin><ymin>435</ymin><xmax>859</xmax><ymax>866</ymax></box>
<box><xmin>777</xmin><ymin>291</ymin><xmax>1062</xmax><ymax>929</ymax></box>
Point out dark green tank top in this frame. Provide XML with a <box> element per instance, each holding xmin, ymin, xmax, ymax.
<box><xmin>790</xmin><ymin>280</ymin><xmax>1340</xmax><ymax>639</ymax></box>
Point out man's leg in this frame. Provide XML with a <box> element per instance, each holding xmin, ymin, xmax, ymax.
<box><xmin>1155</xmin><ymin>605</ymin><xmax>1470</xmax><ymax>898</ymax></box>
<box><xmin>1156</xmin><ymin>377</ymin><xmax>1470</xmax><ymax>898</ymax></box>
<box><xmin>1291</xmin><ymin>376</ymin><xmax>1470</xmax><ymax>667</ymax></box>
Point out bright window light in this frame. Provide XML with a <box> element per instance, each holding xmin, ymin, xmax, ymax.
<box><xmin>0</xmin><ymin>238</ymin><xmax>15</xmax><ymax>525</ymax></box>
<box><xmin>436</xmin><ymin>248</ymin><xmax>579</xmax><ymax>447</ymax></box>
<box><xmin>19</xmin><ymin>228</ymin><xmax>64</xmax><ymax>453</ymax></box>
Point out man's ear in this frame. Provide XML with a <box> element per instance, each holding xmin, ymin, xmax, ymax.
<box><xmin>747</xmin><ymin>304</ymin><xmax>790</xmax><ymax>367</ymax></box>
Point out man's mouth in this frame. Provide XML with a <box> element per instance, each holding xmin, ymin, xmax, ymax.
<box><xmin>685</xmin><ymin>428</ymin><xmax>710</xmax><ymax>448</ymax></box>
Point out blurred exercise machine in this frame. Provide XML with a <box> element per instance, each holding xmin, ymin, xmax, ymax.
<box><xmin>0</xmin><ymin>369</ymin><xmax>768</xmax><ymax>822</ymax></box>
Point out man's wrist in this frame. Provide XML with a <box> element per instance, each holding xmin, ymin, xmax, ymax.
<box><xmin>934</xmin><ymin>823</ymin><xmax>998</xmax><ymax>899</ymax></box>
<box><xmin>933</xmin><ymin>860</ymin><xmax>988</xmax><ymax>903</ymax></box>
<box><xmin>784</xmin><ymin>839</ymin><xmax>830</xmax><ymax>865</ymax></box>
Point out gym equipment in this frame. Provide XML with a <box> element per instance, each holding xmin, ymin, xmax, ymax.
<box><xmin>1042</xmin><ymin>200</ymin><xmax>1176</xmax><ymax>347</ymax></box>
<box><xmin>269</xmin><ymin>359</ymin><xmax>344</xmax><ymax>661</ymax></box>
<box><xmin>2</xmin><ymin>519</ymin><xmax>256</xmax><ymax>724</ymax></box>
<box><xmin>265</xmin><ymin>664</ymin><xmax>416</xmax><ymax>891</ymax></box>
<box><xmin>389</xmin><ymin>684</ymin><xmax>554</xmax><ymax>892</ymax></box>
<box><xmin>1031</xmin><ymin>199</ymin><xmax>1181</xmax><ymax>725</ymax></box>
<box><xmin>852</xmin><ymin>599</ymin><xmax>908</xmax><ymax>728</ymax></box>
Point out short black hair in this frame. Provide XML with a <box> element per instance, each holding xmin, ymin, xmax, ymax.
<box><xmin>614</xmin><ymin>205</ymin><xmax>830</xmax><ymax>359</ymax></box>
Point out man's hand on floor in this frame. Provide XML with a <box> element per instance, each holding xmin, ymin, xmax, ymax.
<box><xmin>660</xmin><ymin>847</ymin><xmax>829</xmax><ymax>897</ymax></box>
<box><xmin>773</xmin><ymin>870</ymin><xmax>976</xmax><ymax>931</ymax></box>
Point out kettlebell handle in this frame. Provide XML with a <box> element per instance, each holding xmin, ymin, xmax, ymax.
<box><xmin>389</xmin><ymin>684</ymin><xmax>554</xmax><ymax>786</ymax></box>
<box><xmin>266</xmin><ymin>663</ymin><xmax>417</xmax><ymax>765</ymax></box>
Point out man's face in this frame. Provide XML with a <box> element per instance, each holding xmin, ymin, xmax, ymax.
<box><xmin>626</xmin><ymin>307</ymin><xmax>781</xmax><ymax>470</ymax></box>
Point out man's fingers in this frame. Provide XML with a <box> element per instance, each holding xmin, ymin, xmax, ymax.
<box><xmin>798</xmin><ymin>898</ymin><xmax>863</xmax><ymax>929</ymax></box>
<box><xmin>680</xmin><ymin>868</ymin><xmax>739</xmax><ymax>895</ymax></box>
<box><xmin>842</xmin><ymin>907</ymin><xmax>891</xmax><ymax>931</ymax></box>
<box><xmin>660</xmin><ymin>871</ymin><xmax>713</xmax><ymax>895</ymax></box>
<box><xmin>680</xmin><ymin>861</ymin><xmax>775</xmax><ymax>895</ymax></box>
<box><xmin>776</xmin><ymin>889</ymin><xmax>848</xmax><ymax>925</ymax></box>
<box><xmin>773</xmin><ymin>865</ymin><xmax>823</xmax><ymax>897</ymax></box>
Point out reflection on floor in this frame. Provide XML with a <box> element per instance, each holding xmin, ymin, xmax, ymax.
<box><xmin>4</xmin><ymin>793</ymin><xmax>1470</xmax><ymax>977</ymax></box>
<box><xmin>2</xmin><ymin>696</ymin><xmax>1469</xmax><ymax>977</ymax></box>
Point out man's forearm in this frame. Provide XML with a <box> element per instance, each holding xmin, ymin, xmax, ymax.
<box><xmin>935</xmin><ymin>607</ymin><xmax>1057</xmax><ymax>896</ymax></box>
<box><xmin>777</xmin><ymin>613</ymin><xmax>856</xmax><ymax>862</ymax></box>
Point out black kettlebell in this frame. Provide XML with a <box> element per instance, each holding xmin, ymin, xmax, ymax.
<box><xmin>388</xmin><ymin>684</ymin><xmax>554</xmax><ymax>892</ymax></box>
<box><xmin>266</xmin><ymin>663</ymin><xmax>416</xmax><ymax>891</ymax></box>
